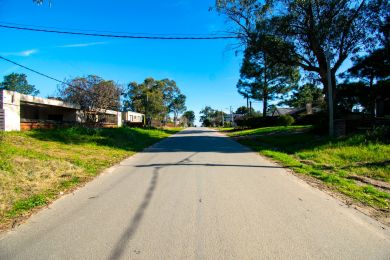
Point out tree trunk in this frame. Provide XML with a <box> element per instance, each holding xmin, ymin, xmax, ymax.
<box><xmin>263</xmin><ymin>89</ymin><xmax>268</xmax><ymax>117</ymax></box>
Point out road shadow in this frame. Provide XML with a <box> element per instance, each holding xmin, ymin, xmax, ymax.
<box><xmin>135</xmin><ymin>163</ymin><xmax>284</xmax><ymax>169</ymax></box>
<box><xmin>109</xmin><ymin>167</ymin><xmax>160</xmax><ymax>260</ymax></box>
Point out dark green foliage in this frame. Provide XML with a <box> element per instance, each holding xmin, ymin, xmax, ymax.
<box><xmin>0</xmin><ymin>73</ymin><xmax>39</xmax><ymax>96</ymax></box>
<box><xmin>216</xmin><ymin>0</ymin><xmax>387</xmax><ymax>120</ymax></box>
<box><xmin>235</xmin><ymin>116</ymin><xmax>279</xmax><ymax>128</ymax></box>
<box><xmin>282</xmin><ymin>83</ymin><xmax>323</xmax><ymax>108</ymax></box>
<box><xmin>238</xmin><ymin>41</ymin><xmax>299</xmax><ymax>117</ymax></box>
<box><xmin>235</xmin><ymin>106</ymin><xmax>254</xmax><ymax>115</ymax></box>
<box><xmin>199</xmin><ymin>106</ymin><xmax>225</xmax><ymax>127</ymax></box>
<box><xmin>182</xmin><ymin>111</ymin><xmax>196</xmax><ymax>126</ymax></box>
<box><xmin>123</xmin><ymin>78</ymin><xmax>186</xmax><ymax>124</ymax></box>
<box><xmin>366</xmin><ymin>126</ymin><xmax>390</xmax><ymax>143</ymax></box>
<box><xmin>278</xmin><ymin>115</ymin><xmax>295</xmax><ymax>126</ymax></box>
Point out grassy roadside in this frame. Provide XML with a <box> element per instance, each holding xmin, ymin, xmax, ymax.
<box><xmin>0</xmin><ymin>127</ymin><xmax>181</xmax><ymax>229</ymax></box>
<box><xmin>223</xmin><ymin>126</ymin><xmax>390</xmax><ymax>212</ymax></box>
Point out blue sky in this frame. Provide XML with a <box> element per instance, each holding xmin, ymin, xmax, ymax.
<box><xmin>0</xmin><ymin>0</ymin><xmax>248</xmax><ymax>124</ymax></box>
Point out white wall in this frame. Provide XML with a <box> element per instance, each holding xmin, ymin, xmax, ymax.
<box><xmin>1</xmin><ymin>90</ymin><xmax>21</xmax><ymax>131</ymax></box>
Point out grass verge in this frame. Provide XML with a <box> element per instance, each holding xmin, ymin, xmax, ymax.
<box><xmin>224</xmin><ymin>126</ymin><xmax>390</xmax><ymax>211</ymax></box>
<box><xmin>0</xmin><ymin>127</ymin><xmax>181</xmax><ymax>229</ymax></box>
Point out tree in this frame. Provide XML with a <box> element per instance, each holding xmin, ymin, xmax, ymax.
<box><xmin>238</xmin><ymin>44</ymin><xmax>299</xmax><ymax>117</ymax></box>
<box><xmin>344</xmin><ymin>47</ymin><xmax>390</xmax><ymax>115</ymax></box>
<box><xmin>200</xmin><ymin>106</ymin><xmax>216</xmax><ymax>127</ymax></box>
<box><xmin>235</xmin><ymin>106</ymin><xmax>254</xmax><ymax>115</ymax></box>
<box><xmin>123</xmin><ymin>78</ymin><xmax>165</xmax><ymax>124</ymax></box>
<box><xmin>169</xmin><ymin>93</ymin><xmax>187</xmax><ymax>126</ymax></box>
<box><xmin>0</xmin><ymin>73</ymin><xmax>39</xmax><ymax>96</ymax></box>
<box><xmin>123</xmin><ymin>78</ymin><xmax>186</xmax><ymax>126</ymax></box>
<box><xmin>348</xmin><ymin>48</ymin><xmax>390</xmax><ymax>87</ymax></box>
<box><xmin>199</xmin><ymin>106</ymin><xmax>225</xmax><ymax>127</ymax></box>
<box><xmin>58</xmin><ymin>75</ymin><xmax>121</xmax><ymax>124</ymax></box>
<box><xmin>182</xmin><ymin>110</ymin><xmax>196</xmax><ymax>126</ymax></box>
<box><xmin>282</xmin><ymin>83</ymin><xmax>324</xmax><ymax>110</ymax></box>
<box><xmin>216</xmin><ymin>0</ymin><xmax>386</xmax><ymax>132</ymax></box>
<box><xmin>336</xmin><ymin>82</ymin><xmax>369</xmax><ymax>113</ymax></box>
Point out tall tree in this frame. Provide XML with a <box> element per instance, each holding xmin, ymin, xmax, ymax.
<box><xmin>281</xmin><ymin>83</ymin><xmax>324</xmax><ymax>109</ymax></box>
<box><xmin>182</xmin><ymin>110</ymin><xmax>196</xmax><ymax>126</ymax></box>
<box><xmin>238</xmin><ymin>44</ymin><xmax>299</xmax><ymax>117</ymax></box>
<box><xmin>216</xmin><ymin>0</ymin><xmax>386</xmax><ymax>120</ymax></box>
<box><xmin>169</xmin><ymin>93</ymin><xmax>187</xmax><ymax>126</ymax></box>
<box><xmin>0</xmin><ymin>73</ymin><xmax>39</xmax><ymax>96</ymax></box>
<box><xmin>58</xmin><ymin>75</ymin><xmax>121</xmax><ymax>124</ymax></box>
<box><xmin>123</xmin><ymin>78</ymin><xmax>165</xmax><ymax>123</ymax></box>
<box><xmin>199</xmin><ymin>106</ymin><xmax>225</xmax><ymax>127</ymax></box>
<box><xmin>123</xmin><ymin>78</ymin><xmax>186</xmax><ymax>125</ymax></box>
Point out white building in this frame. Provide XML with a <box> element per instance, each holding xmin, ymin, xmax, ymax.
<box><xmin>0</xmin><ymin>90</ymin><xmax>122</xmax><ymax>131</ymax></box>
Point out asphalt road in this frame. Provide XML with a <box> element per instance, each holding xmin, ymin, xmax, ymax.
<box><xmin>1</xmin><ymin>127</ymin><xmax>390</xmax><ymax>259</ymax></box>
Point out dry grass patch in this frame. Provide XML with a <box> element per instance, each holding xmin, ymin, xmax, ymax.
<box><xmin>0</xmin><ymin>127</ymin><xmax>180</xmax><ymax>230</ymax></box>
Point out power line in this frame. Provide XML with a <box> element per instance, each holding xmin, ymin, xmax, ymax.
<box><xmin>0</xmin><ymin>21</ymin><xmax>232</xmax><ymax>37</ymax></box>
<box><xmin>0</xmin><ymin>55</ymin><xmax>122</xmax><ymax>102</ymax></box>
<box><xmin>0</xmin><ymin>55</ymin><xmax>68</xmax><ymax>86</ymax></box>
<box><xmin>0</xmin><ymin>24</ymin><xmax>239</xmax><ymax>40</ymax></box>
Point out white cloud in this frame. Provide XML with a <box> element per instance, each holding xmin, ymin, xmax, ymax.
<box><xmin>2</xmin><ymin>49</ymin><xmax>38</xmax><ymax>57</ymax></box>
<box><xmin>58</xmin><ymin>42</ymin><xmax>107</xmax><ymax>48</ymax></box>
<box><xmin>20</xmin><ymin>49</ymin><xmax>38</xmax><ymax>56</ymax></box>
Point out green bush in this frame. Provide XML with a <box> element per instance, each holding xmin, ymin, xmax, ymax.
<box><xmin>278</xmin><ymin>115</ymin><xmax>295</xmax><ymax>126</ymax></box>
<box><xmin>366</xmin><ymin>125</ymin><xmax>390</xmax><ymax>143</ymax></box>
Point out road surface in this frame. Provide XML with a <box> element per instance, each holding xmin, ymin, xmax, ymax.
<box><xmin>1</xmin><ymin>127</ymin><xmax>389</xmax><ymax>259</ymax></box>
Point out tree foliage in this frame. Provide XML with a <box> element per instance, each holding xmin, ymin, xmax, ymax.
<box><xmin>238</xmin><ymin>43</ymin><xmax>299</xmax><ymax>116</ymax></box>
<box><xmin>0</xmin><ymin>73</ymin><xmax>40</xmax><ymax>96</ymax></box>
<box><xmin>199</xmin><ymin>106</ymin><xmax>225</xmax><ymax>127</ymax></box>
<box><xmin>123</xmin><ymin>78</ymin><xmax>186</xmax><ymax>124</ymax></box>
<box><xmin>235</xmin><ymin>106</ymin><xmax>254</xmax><ymax>115</ymax></box>
<box><xmin>170</xmin><ymin>93</ymin><xmax>187</xmax><ymax>125</ymax></box>
<box><xmin>182</xmin><ymin>110</ymin><xmax>196</xmax><ymax>126</ymax></box>
<box><xmin>58</xmin><ymin>75</ymin><xmax>122</xmax><ymax>124</ymax></box>
<box><xmin>282</xmin><ymin>83</ymin><xmax>324</xmax><ymax>108</ymax></box>
<box><xmin>216</xmin><ymin>0</ymin><xmax>387</xmax><ymax>111</ymax></box>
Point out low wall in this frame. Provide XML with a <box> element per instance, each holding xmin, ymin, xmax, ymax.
<box><xmin>20</xmin><ymin>121</ymin><xmax>77</xmax><ymax>131</ymax></box>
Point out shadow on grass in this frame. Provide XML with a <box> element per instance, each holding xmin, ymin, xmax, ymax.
<box><xmin>26</xmin><ymin>127</ymin><xmax>174</xmax><ymax>152</ymax></box>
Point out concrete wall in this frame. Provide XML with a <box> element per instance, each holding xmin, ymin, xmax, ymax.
<box><xmin>0</xmin><ymin>90</ymin><xmax>21</xmax><ymax>131</ymax></box>
<box><xmin>1</xmin><ymin>90</ymin><xmax>124</xmax><ymax>130</ymax></box>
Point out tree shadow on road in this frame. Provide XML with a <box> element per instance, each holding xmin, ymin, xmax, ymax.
<box><xmin>109</xmin><ymin>167</ymin><xmax>160</xmax><ymax>260</ymax></box>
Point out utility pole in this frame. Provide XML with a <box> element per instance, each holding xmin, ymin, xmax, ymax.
<box><xmin>326</xmin><ymin>49</ymin><xmax>334</xmax><ymax>137</ymax></box>
<box><xmin>230</xmin><ymin>106</ymin><xmax>233</xmax><ymax>124</ymax></box>
<box><xmin>249</xmin><ymin>101</ymin><xmax>252</xmax><ymax>116</ymax></box>
<box><xmin>221</xmin><ymin>110</ymin><xmax>224</xmax><ymax>127</ymax></box>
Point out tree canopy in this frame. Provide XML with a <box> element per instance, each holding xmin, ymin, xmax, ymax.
<box><xmin>123</xmin><ymin>78</ymin><xmax>186</xmax><ymax>125</ymax></box>
<box><xmin>58</xmin><ymin>75</ymin><xmax>122</xmax><ymax>124</ymax></box>
<box><xmin>216</xmin><ymin>0</ymin><xmax>388</xmax><ymax>109</ymax></box>
<box><xmin>182</xmin><ymin>110</ymin><xmax>196</xmax><ymax>126</ymax></box>
<box><xmin>0</xmin><ymin>73</ymin><xmax>40</xmax><ymax>96</ymax></box>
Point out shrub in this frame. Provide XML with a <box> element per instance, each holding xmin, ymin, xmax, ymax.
<box><xmin>366</xmin><ymin>125</ymin><xmax>390</xmax><ymax>143</ymax></box>
<box><xmin>236</xmin><ymin>116</ymin><xmax>279</xmax><ymax>129</ymax></box>
<box><xmin>278</xmin><ymin>115</ymin><xmax>295</xmax><ymax>126</ymax></box>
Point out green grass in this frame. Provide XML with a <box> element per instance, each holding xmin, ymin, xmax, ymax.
<box><xmin>227</xmin><ymin>126</ymin><xmax>390</xmax><ymax>210</ymax></box>
<box><xmin>0</xmin><ymin>127</ymin><xmax>181</xmax><ymax>227</ymax></box>
<box><xmin>227</xmin><ymin>125</ymin><xmax>312</xmax><ymax>137</ymax></box>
